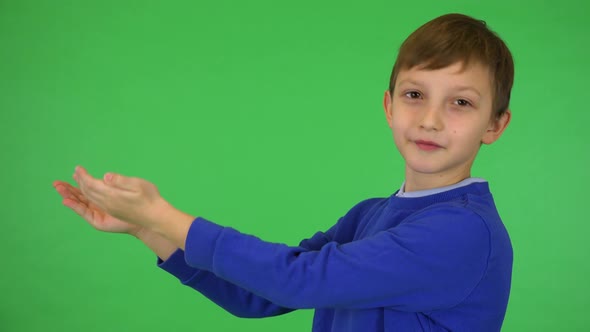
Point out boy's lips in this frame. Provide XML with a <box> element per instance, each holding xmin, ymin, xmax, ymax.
<box><xmin>414</xmin><ymin>140</ymin><xmax>443</xmax><ymax>151</ymax></box>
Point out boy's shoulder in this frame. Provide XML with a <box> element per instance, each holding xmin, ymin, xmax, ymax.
<box><xmin>349</xmin><ymin>181</ymin><xmax>502</xmax><ymax>229</ymax></box>
<box><xmin>362</xmin><ymin>181</ymin><xmax>493</xmax><ymax>211</ymax></box>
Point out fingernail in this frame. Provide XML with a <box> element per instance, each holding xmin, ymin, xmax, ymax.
<box><xmin>104</xmin><ymin>173</ymin><xmax>113</xmax><ymax>182</ymax></box>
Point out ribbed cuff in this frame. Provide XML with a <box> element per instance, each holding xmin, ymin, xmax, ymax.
<box><xmin>184</xmin><ymin>216</ymin><xmax>225</xmax><ymax>271</ymax></box>
<box><xmin>157</xmin><ymin>249</ymin><xmax>199</xmax><ymax>282</ymax></box>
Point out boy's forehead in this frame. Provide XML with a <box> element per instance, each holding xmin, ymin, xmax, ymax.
<box><xmin>397</xmin><ymin>62</ymin><xmax>493</xmax><ymax>92</ymax></box>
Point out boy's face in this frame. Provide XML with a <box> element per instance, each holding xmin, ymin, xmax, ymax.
<box><xmin>383</xmin><ymin>62</ymin><xmax>511</xmax><ymax>191</ymax></box>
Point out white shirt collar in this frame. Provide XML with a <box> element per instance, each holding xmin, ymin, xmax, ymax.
<box><xmin>395</xmin><ymin>177</ymin><xmax>487</xmax><ymax>198</ymax></box>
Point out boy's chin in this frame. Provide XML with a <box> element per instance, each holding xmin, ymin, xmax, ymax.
<box><xmin>404</xmin><ymin>161</ymin><xmax>469</xmax><ymax>178</ymax></box>
<box><xmin>403</xmin><ymin>157</ymin><xmax>442</xmax><ymax>173</ymax></box>
<box><xmin>405</xmin><ymin>165</ymin><xmax>446</xmax><ymax>176</ymax></box>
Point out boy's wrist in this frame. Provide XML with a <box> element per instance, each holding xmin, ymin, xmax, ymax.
<box><xmin>130</xmin><ymin>214</ymin><xmax>183</xmax><ymax>261</ymax></box>
<box><xmin>131</xmin><ymin>226</ymin><xmax>150</xmax><ymax>241</ymax></box>
<box><xmin>148</xmin><ymin>201</ymin><xmax>195</xmax><ymax>250</ymax></box>
<box><xmin>133</xmin><ymin>199</ymin><xmax>178</xmax><ymax>240</ymax></box>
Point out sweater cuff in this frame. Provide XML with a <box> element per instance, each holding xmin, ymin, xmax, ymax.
<box><xmin>184</xmin><ymin>216</ymin><xmax>224</xmax><ymax>271</ymax></box>
<box><xmin>157</xmin><ymin>249</ymin><xmax>197</xmax><ymax>282</ymax></box>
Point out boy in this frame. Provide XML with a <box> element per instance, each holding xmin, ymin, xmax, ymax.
<box><xmin>53</xmin><ymin>13</ymin><xmax>514</xmax><ymax>331</ymax></box>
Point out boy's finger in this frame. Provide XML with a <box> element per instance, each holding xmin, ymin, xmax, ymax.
<box><xmin>76</xmin><ymin>166</ymin><xmax>117</xmax><ymax>194</ymax></box>
<box><xmin>58</xmin><ymin>183</ymin><xmax>90</xmax><ymax>205</ymax></box>
<box><xmin>55</xmin><ymin>184</ymin><xmax>72</xmax><ymax>199</ymax></box>
<box><xmin>104</xmin><ymin>173</ymin><xmax>138</xmax><ymax>192</ymax></box>
<box><xmin>55</xmin><ymin>180</ymin><xmax>85</xmax><ymax>202</ymax></box>
<box><xmin>75</xmin><ymin>166</ymin><xmax>103</xmax><ymax>195</ymax></box>
<box><xmin>63</xmin><ymin>198</ymin><xmax>91</xmax><ymax>222</ymax></box>
<box><xmin>68</xmin><ymin>185</ymin><xmax>90</xmax><ymax>205</ymax></box>
<box><xmin>74</xmin><ymin>165</ymin><xmax>92</xmax><ymax>183</ymax></box>
<box><xmin>56</xmin><ymin>184</ymin><xmax>80</xmax><ymax>204</ymax></box>
<box><xmin>74</xmin><ymin>166</ymin><xmax>100</xmax><ymax>191</ymax></box>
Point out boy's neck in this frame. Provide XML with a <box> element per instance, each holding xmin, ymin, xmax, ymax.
<box><xmin>403</xmin><ymin>168</ymin><xmax>472</xmax><ymax>192</ymax></box>
<box><xmin>397</xmin><ymin>177</ymin><xmax>486</xmax><ymax>198</ymax></box>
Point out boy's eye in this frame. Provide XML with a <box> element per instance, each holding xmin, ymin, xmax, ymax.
<box><xmin>404</xmin><ymin>91</ymin><xmax>422</xmax><ymax>99</ymax></box>
<box><xmin>455</xmin><ymin>99</ymin><xmax>472</xmax><ymax>107</ymax></box>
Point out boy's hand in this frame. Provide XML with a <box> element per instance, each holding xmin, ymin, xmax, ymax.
<box><xmin>53</xmin><ymin>179</ymin><xmax>143</xmax><ymax>236</ymax></box>
<box><xmin>71</xmin><ymin>166</ymin><xmax>172</xmax><ymax>230</ymax></box>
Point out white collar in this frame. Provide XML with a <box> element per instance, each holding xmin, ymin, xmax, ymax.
<box><xmin>396</xmin><ymin>177</ymin><xmax>487</xmax><ymax>198</ymax></box>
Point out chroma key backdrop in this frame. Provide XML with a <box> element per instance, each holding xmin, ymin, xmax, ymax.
<box><xmin>1</xmin><ymin>1</ymin><xmax>589</xmax><ymax>331</ymax></box>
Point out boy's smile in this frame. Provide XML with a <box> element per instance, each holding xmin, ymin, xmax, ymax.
<box><xmin>415</xmin><ymin>139</ymin><xmax>443</xmax><ymax>151</ymax></box>
<box><xmin>384</xmin><ymin>62</ymin><xmax>511</xmax><ymax>192</ymax></box>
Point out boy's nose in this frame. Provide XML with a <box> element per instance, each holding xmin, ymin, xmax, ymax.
<box><xmin>419</xmin><ymin>105</ymin><xmax>444</xmax><ymax>131</ymax></box>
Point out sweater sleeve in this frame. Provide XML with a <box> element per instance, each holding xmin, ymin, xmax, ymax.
<box><xmin>184</xmin><ymin>205</ymin><xmax>491</xmax><ymax>312</ymax></box>
<box><xmin>157</xmin><ymin>220</ymin><xmax>342</xmax><ymax>318</ymax></box>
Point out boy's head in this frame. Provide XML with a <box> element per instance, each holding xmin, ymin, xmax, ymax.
<box><xmin>383</xmin><ymin>14</ymin><xmax>514</xmax><ymax>190</ymax></box>
<box><xmin>388</xmin><ymin>13</ymin><xmax>514</xmax><ymax>119</ymax></box>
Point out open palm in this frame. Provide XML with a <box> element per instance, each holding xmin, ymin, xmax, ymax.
<box><xmin>53</xmin><ymin>180</ymin><xmax>142</xmax><ymax>236</ymax></box>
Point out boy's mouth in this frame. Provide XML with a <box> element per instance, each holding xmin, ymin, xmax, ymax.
<box><xmin>415</xmin><ymin>140</ymin><xmax>443</xmax><ymax>151</ymax></box>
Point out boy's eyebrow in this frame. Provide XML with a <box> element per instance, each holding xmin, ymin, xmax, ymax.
<box><xmin>452</xmin><ymin>85</ymin><xmax>482</xmax><ymax>97</ymax></box>
<box><xmin>397</xmin><ymin>79</ymin><xmax>423</xmax><ymax>88</ymax></box>
<box><xmin>397</xmin><ymin>79</ymin><xmax>482</xmax><ymax>97</ymax></box>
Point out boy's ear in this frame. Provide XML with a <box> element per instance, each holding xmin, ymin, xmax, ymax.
<box><xmin>383</xmin><ymin>90</ymin><xmax>394</xmax><ymax>128</ymax></box>
<box><xmin>482</xmin><ymin>109</ymin><xmax>511</xmax><ymax>145</ymax></box>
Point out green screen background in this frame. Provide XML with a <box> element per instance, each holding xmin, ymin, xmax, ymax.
<box><xmin>1</xmin><ymin>0</ymin><xmax>589</xmax><ymax>331</ymax></box>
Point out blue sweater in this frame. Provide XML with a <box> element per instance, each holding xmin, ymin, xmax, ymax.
<box><xmin>158</xmin><ymin>181</ymin><xmax>513</xmax><ymax>331</ymax></box>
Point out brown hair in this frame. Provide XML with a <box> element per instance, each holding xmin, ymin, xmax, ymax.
<box><xmin>388</xmin><ymin>13</ymin><xmax>514</xmax><ymax>118</ymax></box>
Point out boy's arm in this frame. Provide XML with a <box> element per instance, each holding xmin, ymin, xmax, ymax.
<box><xmin>132</xmin><ymin>227</ymin><xmax>294</xmax><ymax>318</ymax></box>
<box><xmin>157</xmin><ymin>249</ymin><xmax>296</xmax><ymax>318</ymax></box>
<box><xmin>74</xmin><ymin>168</ymin><xmax>489</xmax><ymax>311</ymax></box>
<box><xmin>164</xmin><ymin>206</ymin><xmax>491</xmax><ymax>312</ymax></box>
<box><xmin>140</xmin><ymin>226</ymin><xmax>337</xmax><ymax>318</ymax></box>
